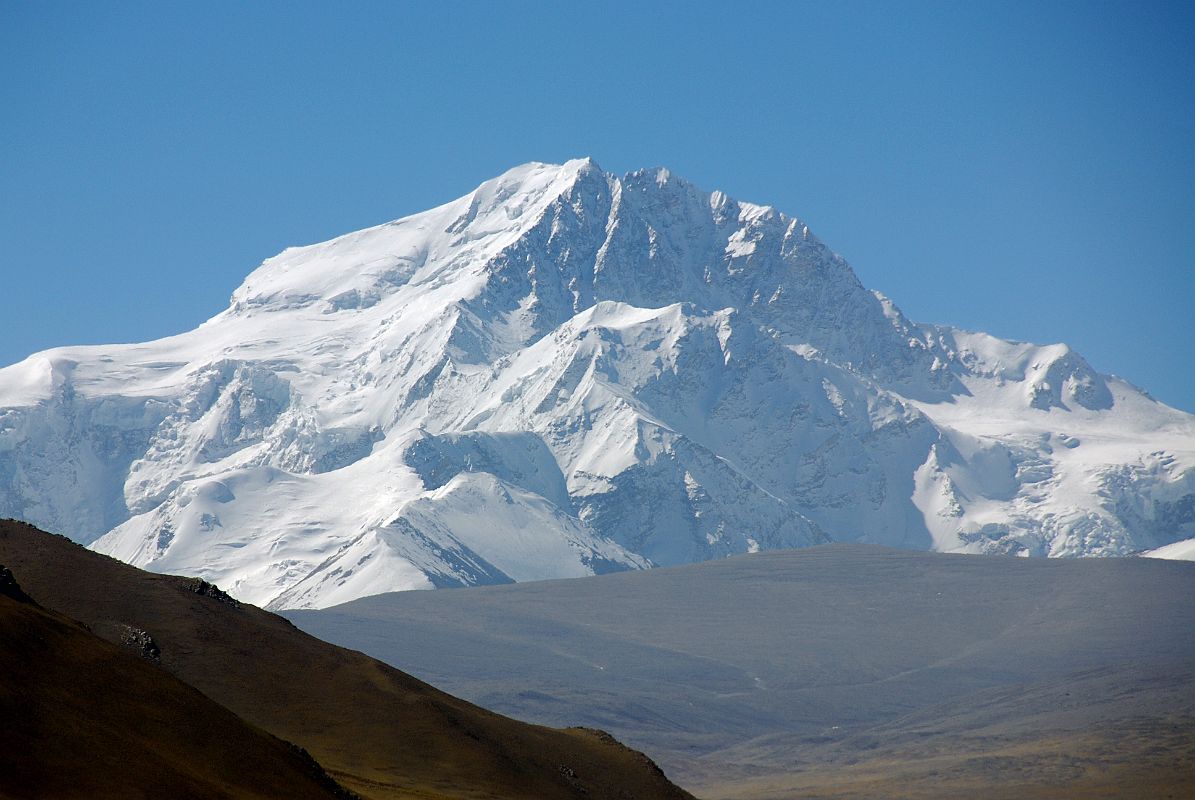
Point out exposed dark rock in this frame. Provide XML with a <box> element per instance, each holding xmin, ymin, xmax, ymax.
<box><xmin>183</xmin><ymin>577</ymin><xmax>240</xmax><ymax>607</ymax></box>
<box><xmin>0</xmin><ymin>564</ymin><xmax>36</xmax><ymax>606</ymax></box>
<box><xmin>120</xmin><ymin>625</ymin><xmax>161</xmax><ymax>663</ymax></box>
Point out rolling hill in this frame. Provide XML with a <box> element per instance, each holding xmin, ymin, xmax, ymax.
<box><xmin>288</xmin><ymin>544</ymin><xmax>1195</xmax><ymax>798</ymax></box>
<box><xmin>0</xmin><ymin>519</ymin><xmax>693</xmax><ymax>800</ymax></box>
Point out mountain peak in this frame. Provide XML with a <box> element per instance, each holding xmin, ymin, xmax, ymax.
<box><xmin>1</xmin><ymin>160</ymin><xmax>1193</xmax><ymax>608</ymax></box>
<box><xmin>224</xmin><ymin>158</ymin><xmax>610</xmax><ymax>317</ymax></box>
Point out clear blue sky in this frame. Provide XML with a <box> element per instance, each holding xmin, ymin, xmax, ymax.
<box><xmin>3</xmin><ymin>1</ymin><xmax>1193</xmax><ymax>411</ymax></box>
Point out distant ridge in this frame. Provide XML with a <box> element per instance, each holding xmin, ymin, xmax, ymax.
<box><xmin>288</xmin><ymin>542</ymin><xmax>1195</xmax><ymax>798</ymax></box>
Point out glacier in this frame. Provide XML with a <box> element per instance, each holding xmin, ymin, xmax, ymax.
<box><xmin>1</xmin><ymin>158</ymin><xmax>1192</xmax><ymax>608</ymax></box>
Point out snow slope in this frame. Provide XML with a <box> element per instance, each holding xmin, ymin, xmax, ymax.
<box><xmin>1143</xmin><ymin>537</ymin><xmax>1195</xmax><ymax>562</ymax></box>
<box><xmin>1</xmin><ymin>158</ymin><xmax>1192</xmax><ymax>608</ymax></box>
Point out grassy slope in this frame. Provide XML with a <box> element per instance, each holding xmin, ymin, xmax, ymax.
<box><xmin>0</xmin><ymin>584</ymin><xmax>348</xmax><ymax>800</ymax></box>
<box><xmin>0</xmin><ymin>520</ymin><xmax>693</xmax><ymax>800</ymax></box>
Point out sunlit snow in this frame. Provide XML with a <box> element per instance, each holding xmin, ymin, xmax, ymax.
<box><xmin>1</xmin><ymin>159</ymin><xmax>1192</xmax><ymax>608</ymax></box>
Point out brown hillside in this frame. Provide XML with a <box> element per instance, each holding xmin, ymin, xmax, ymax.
<box><xmin>0</xmin><ymin>571</ymin><xmax>350</xmax><ymax>800</ymax></box>
<box><xmin>0</xmin><ymin>519</ymin><xmax>694</xmax><ymax>800</ymax></box>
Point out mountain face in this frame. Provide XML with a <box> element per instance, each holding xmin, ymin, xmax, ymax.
<box><xmin>1</xmin><ymin>158</ymin><xmax>1192</xmax><ymax>608</ymax></box>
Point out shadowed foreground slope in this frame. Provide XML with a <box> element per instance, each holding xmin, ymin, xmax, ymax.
<box><xmin>0</xmin><ymin>520</ymin><xmax>693</xmax><ymax>800</ymax></box>
<box><xmin>288</xmin><ymin>544</ymin><xmax>1195</xmax><ymax>798</ymax></box>
<box><xmin>0</xmin><ymin>570</ymin><xmax>349</xmax><ymax>800</ymax></box>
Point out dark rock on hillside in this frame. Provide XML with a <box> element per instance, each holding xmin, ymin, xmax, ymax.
<box><xmin>184</xmin><ymin>576</ymin><xmax>241</xmax><ymax>606</ymax></box>
<box><xmin>0</xmin><ymin>564</ymin><xmax>34</xmax><ymax>605</ymax></box>
<box><xmin>120</xmin><ymin>624</ymin><xmax>161</xmax><ymax>662</ymax></box>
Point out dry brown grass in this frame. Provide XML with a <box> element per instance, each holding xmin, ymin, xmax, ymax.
<box><xmin>702</xmin><ymin>720</ymin><xmax>1195</xmax><ymax>800</ymax></box>
<box><xmin>0</xmin><ymin>587</ymin><xmax>348</xmax><ymax>799</ymax></box>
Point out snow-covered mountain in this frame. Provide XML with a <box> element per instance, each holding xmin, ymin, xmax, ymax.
<box><xmin>2</xmin><ymin>158</ymin><xmax>1193</xmax><ymax>608</ymax></box>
